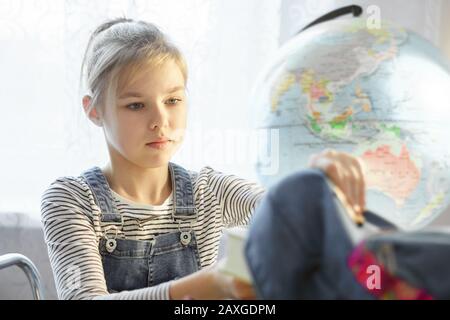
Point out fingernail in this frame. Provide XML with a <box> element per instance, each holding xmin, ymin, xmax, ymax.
<box><xmin>352</xmin><ymin>205</ymin><xmax>365</xmax><ymax>227</ymax></box>
<box><xmin>353</xmin><ymin>204</ymin><xmax>361</xmax><ymax>213</ymax></box>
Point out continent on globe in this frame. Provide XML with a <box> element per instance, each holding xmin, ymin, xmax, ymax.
<box><xmin>361</xmin><ymin>144</ymin><xmax>421</xmax><ymax>206</ymax></box>
<box><xmin>271</xmin><ymin>72</ymin><xmax>296</xmax><ymax>112</ymax></box>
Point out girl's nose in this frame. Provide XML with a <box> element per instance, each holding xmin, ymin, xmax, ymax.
<box><xmin>148</xmin><ymin>103</ymin><xmax>169</xmax><ymax>130</ymax></box>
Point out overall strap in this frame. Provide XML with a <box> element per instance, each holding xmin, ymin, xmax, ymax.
<box><xmin>80</xmin><ymin>167</ymin><xmax>122</xmax><ymax>223</ymax></box>
<box><xmin>169</xmin><ymin>162</ymin><xmax>197</xmax><ymax>219</ymax></box>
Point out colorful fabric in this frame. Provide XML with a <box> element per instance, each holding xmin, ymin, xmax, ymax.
<box><xmin>348</xmin><ymin>241</ymin><xmax>433</xmax><ymax>300</ymax></box>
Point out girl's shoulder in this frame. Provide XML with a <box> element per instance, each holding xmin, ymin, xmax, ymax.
<box><xmin>193</xmin><ymin>165</ymin><xmax>255</xmax><ymax>182</ymax></box>
<box><xmin>41</xmin><ymin>174</ymin><xmax>96</xmax><ymax>214</ymax></box>
<box><xmin>191</xmin><ymin>165</ymin><xmax>228</xmax><ymax>177</ymax></box>
<box><xmin>189</xmin><ymin>165</ymin><xmax>221</xmax><ymax>184</ymax></box>
<box><xmin>43</xmin><ymin>174</ymin><xmax>92</xmax><ymax>195</ymax></box>
<box><xmin>191</xmin><ymin>166</ymin><xmax>264</xmax><ymax>191</ymax></box>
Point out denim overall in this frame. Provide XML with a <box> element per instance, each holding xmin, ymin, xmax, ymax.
<box><xmin>81</xmin><ymin>162</ymin><xmax>202</xmax><ymax>293</ymax></box>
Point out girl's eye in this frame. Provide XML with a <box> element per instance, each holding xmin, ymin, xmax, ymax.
<box><xmin>126</xmin><ymin>103</ymin><xmax>145</xmax><ymax>110</ymax></box>
<box><xmin>166</xmin><ymin>98</ymin><xmax>182</xmax><ymax>106</ymax></box>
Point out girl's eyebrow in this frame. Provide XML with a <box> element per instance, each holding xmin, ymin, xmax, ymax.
<box><xmin>118</xmin><ymin>86</ymin><xmax>185</xmax><ymax>99</ymax></box>
<box><xmin>165</xmin><ymin>85</ymin><xmax>185</xmax><ymax>93</ymax></box>
<box><xmin>119</xmin><ymin>92</ymin><xmax>143</xmax><ymax>99</ymax></box>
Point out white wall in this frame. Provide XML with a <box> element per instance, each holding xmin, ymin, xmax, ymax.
<box><xmin>440</xmin><ymin>0</ymin><xmax>450</xmax><ymax>59</ymax></box>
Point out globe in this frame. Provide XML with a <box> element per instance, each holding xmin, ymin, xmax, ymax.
<box><xmin>251</xmin><ymin>18</ymin><xmax>450</xmax><ymax>230</ymax></box>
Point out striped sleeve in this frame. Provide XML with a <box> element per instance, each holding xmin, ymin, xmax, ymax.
<box><xmin>205</xmin><ymin>167</ymin><xmax>266</xmax><ymax>227</ymax></box>
<box><xmin>40</xmin><ymin>177</ymin><xmax>171</xmax><ymax>300</ymax></box>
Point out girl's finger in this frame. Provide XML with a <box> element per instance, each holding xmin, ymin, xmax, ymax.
<box><xmin>342</xmin><ymin>166</ymin><xmax>356</xmax><ymax>210</ymax></box>
<box><xmin>349</xmin><ymin>164</ymin><xmax>362</xmax><ymax>215</ymax></box>
<box><xmin>355</xmin><ymin>157</ymin><xmax>367</xmax><ymax>211</ymax></box>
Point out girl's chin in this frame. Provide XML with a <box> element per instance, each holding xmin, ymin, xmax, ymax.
<box><xmin>140</xmin><ymin>151</ymin><xmax>174</xmax><ymax>166</ymax></box>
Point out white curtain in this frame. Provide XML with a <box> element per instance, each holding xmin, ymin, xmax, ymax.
<box><xmin>0</xmin><ymin>0</ymin><xmax>281</xmax><ymax>218</ymax></box>
<box><xmin>280</xmin><ymin>0</ymin><xmax>450</xmax><ymax>59</ymax></box>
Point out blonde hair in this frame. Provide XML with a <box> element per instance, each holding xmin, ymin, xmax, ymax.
<box><xmin>80</xmin><ymin>18</ymin><xmax>188</xmax><ymax>115</ymax></box>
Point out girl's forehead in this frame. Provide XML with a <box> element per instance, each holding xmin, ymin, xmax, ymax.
<box><xmin>117</xmin><ymin>59</ymin><xmax>185</xmax><ymax>93</ymax></box>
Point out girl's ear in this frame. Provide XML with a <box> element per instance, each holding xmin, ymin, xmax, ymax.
<box><xmin>82</xmin><ymin>95</ymin><xmax>103</xmax><ymax>127</ymax></box>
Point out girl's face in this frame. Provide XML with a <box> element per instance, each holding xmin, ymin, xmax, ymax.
<box><xmin>102</xmin><ymin>59</ymin><xmax>187</xmax><ymax>168</ymax></box>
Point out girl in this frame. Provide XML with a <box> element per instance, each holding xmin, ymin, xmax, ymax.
<box><xmin>41</xmin><ymin>18</ymin><xmax>365</xmax><ymax>300</ymax></box>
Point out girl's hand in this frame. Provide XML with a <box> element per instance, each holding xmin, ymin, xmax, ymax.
<box><xmin>308</xmin><ymin>149</ymin><xmax>366</xmax><ymax>222</ymax></box>
<box><xmin>168</xmin><ymin>260</ymin><xmax>256</xmax><ymax>300</ymax></box>
<box><xmin>209</xmin><ymin>260</ymin><xmax>256</xmax><ymax>300</ymax></box>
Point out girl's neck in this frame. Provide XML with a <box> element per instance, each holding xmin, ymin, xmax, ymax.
<box><xmin>102</xmin><ymin>161</ymin><xmax>172</xmax><ymax>206</ymax></box>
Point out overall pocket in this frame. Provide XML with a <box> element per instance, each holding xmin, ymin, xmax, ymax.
<box><xmin>99</xmin><ymin>238</ymin><xmax>151</xmax><ymax>292</ymax></box>
<box><xmin>149</xmin><ymin>231</ymin><xmax>201</xmax><ymax>286</ymax></box>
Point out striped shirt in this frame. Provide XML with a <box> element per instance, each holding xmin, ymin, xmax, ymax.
<box><xmin>41</xmin><ymin>166</ymin><xmax>266</xmax><ymax>300</ymax></box>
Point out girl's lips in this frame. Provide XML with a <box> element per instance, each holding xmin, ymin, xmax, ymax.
<box><xmin>146</xmin><ymin>140</ymin><xmax>171</xmax><ymax>150</ymax></box>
